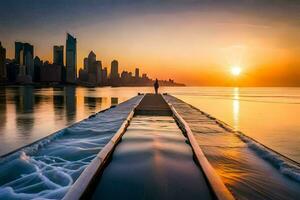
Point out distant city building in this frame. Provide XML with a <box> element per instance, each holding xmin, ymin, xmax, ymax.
<box><xmin>19</xmin><ymin>49</ymin><xmax>24</xmax><ymax>66</ymax></box>
<box><xmin>14</xmin><ymin>42</ymin><xmax>34</xmax><ymax>82</ymax></box>
<box><xmin>66</xmin><ymin>33</ymin><xmax>77</xmax><ymax>83</ymax></box>
<box><xmin>110</xmin><ymin>60</ymin><xmax>119</xmax><ymax>80</ymax></box>
<box><xmin>135</xmin><ymin>68</ymin><xmax>139</xmax><ymax>79</ymax></box>
<box><xmin>88</xmin><ymin>51</ymin><xmax>96</xmax><ymax>73</ymax></box>
<box><xmin>0</xmin><ymin>42</ymin><xmax>6</xmax><ymax>82</ymax></box>
<box><xmin>16</xmin><ymin>48</ymin><xmax>32</xmax><ymax>84</ymax></box>
<box><xmin>53</xmin><ymin>45</ymin><xmax>65</xmax><ymax>82</ymax></box>
<box><xmin>102</xmin><ymin>67</ymin><xmax>108</xmax><ymax>85</ymax></box>
<box><xmin>142</xmin><ymin>73</ymin><xmax>148</xmax><ymax>78</ymax></box>
<box><xmin>18</xmin><ymin>64</ymin><xmax>26</xmax><ymax>76</ymax></box>
<box><xmin>78</xmin><ymin>51</ymin><xmax>102</xmax><ymax>86</ymax></box>
<box><xmin>33</xmin><ymin>56</ymin><xmax>43</xmax><ymax>82</ymax></box>
<box><xmin>79</xmin><ymin>68</ymin><xmax>88</xmax><ymax>82</ymax></box>
<box><xmin>95</xmin><ymin>60</ymin><xmax>102</xmax><ymax>85</ymax></box>
<box><xmin>15</xmin><ymin>42</ymin><xmax>23</xmax><ymax>64</ymax></box>
<box><xmin>15</xmin><ymin>42</ymin><xmax>34</xmax><ymax>65</ymax></box>
<box><xmin>25</xmin><ymin>51</ymin><xmax>34</xmax><ymax>77</ymax></box>
<box><xmin>121</xmin><ymin>71</ymin><xmax>128</xmax><ymax>79</ymax></box>
<box><xmin>40</xmin><ymin>62</ymin><xmax>62</xmax><ymax>83</ymax></box>
<box><xmin>87</xmin><ymin>51</ymin><xmax>97</xmax><ymax>85</ymax></box>
<box><xmin>53</xmin><ymin>45</ymin><xmax>64</xmax><ymax>66</ymax></box>
<box><xmin>17</xmin><ymin>65</ymin><xmax>31</xmax><ymax>83</ymax></box>
<box><xmin>6</xmin><ymin>61</ymin><xmax>19</xmax><ymax>83</ymax></box>
<box><xmin>83</xmin><ymin>57</ymin><xmax>88</xmax><ymax>70</ymax></box>
<box><xmin>121</xmin><ymin>71</ymin><xmax>131</xmax><ymax>83</ymax></box>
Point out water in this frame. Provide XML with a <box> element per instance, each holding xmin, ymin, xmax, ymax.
<box><xmin>166</xmin><ymin>87</ymin><xmax>300</xmax><ymax>163</ymax></box>
<box><xmin>165</xmin><ymin>95</ymin><xmax>300</xmax><ymax>199</ymax></box>
<box><xmin>0</xmin><ymin>86</ymin><xmax>299</xmax><ymax>163</ymax></box>
<box><xmin>0</xmin><ymin>95</ymin><xmax>142</xmax><ymax>199</ymax></box>
<box><xmin>0</xmin><ymin>86</ymin><xmax>299</xmax><ymax>199</ymax></box>
<box><xmin>0</xmin><ymin>86</ymin><xmax>150</xmax><ymax>156</ymax></box>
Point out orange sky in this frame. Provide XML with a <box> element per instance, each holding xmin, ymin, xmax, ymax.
<box><xmin>1</xmin><ymin>1</ymin><xmax>300</xmax><ymax>86</ymax></box>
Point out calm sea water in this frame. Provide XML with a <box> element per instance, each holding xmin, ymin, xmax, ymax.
<box><xmin>0</xmin><ymin>86</ymin><xmax>299</xmax><ymax>163</ymax></box>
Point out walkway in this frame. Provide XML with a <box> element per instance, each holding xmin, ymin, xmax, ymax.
<box><xmin>90</xmin><ymin>94</ymin><xmax>213</xmax><ymax>200</ymax></box>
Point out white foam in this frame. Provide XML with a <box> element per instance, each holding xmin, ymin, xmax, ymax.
<box><xmin>0</xmin><ymin>96</ymin><xmax>142</xmax><ymax>200</ymax></box>
<box><xmin>238</xmin><ymin>133</ymin><xmax>300</xmax><ymax>182</ymax></box>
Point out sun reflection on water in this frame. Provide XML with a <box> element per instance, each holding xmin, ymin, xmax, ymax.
<box><xmin>233</xmin><ymin>87</ymin><xmax>240</xmax><ymax>131</ymax></box>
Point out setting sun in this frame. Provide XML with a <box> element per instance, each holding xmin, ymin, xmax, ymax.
<box><xmin>231</xmin><ymin>66</ymin><xmax>242</xmax><ymax>76</ymax></box>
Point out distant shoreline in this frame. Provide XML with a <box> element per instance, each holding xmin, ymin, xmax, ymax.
<box><xmin>0</xmin><ymin>83</ymin><xmax>186</xmax><ymax>88</ymax></box>
<box><xmin>3</xmin><ymin>83</ymin><xmax>300</xmax><ymax>88</ymax></box>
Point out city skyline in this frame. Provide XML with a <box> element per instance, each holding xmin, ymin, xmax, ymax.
<box><xmin>1</xmin><ymin>37</ymin><xmax>178</xmax><ymax>81</ymax></box>
<box><xmin>0</xmin><ymin>33</ymin><xmax>183</xmax><ymax>87</ymax></box>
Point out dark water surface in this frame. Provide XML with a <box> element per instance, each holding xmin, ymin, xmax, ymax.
<box><xmin>0</xmin><ymin>86</ymin><xmax>153</xmax><ymax>156</ymax></box>
<box><xmin>0</xmin><ymin>95</ymin><xmax>143</xmax><ymax>199</ymax></box>
<box><xmin>0</xmin><ymin>86</ymin><xmax>299</xmax><ymax>164</ymax></box>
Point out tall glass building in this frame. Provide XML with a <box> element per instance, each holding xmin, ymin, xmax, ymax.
<box><xmin>53</xmin><ymin>45</ymin><xmax>64</xmax><ymax>66</ymax></box>
<box><xmin>0</xmin><ymin>42</ymin><xmax>6</xmax><ymax>82</ymax></box>
<box><xmin>66</xmin><ymin>33</ymin><xmax>77</xmax><ymax>83</ymax></box>
<box><xmin>110</xmin><ymin>60</ymin><xmax>119</xmax><ymax>79</ymax></box>
<box><xmin>14</xmin><ymin>42</ymin><xmax>34</xmax><ymax>65</ymax></box>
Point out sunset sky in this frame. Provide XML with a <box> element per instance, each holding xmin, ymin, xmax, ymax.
<box><xmin>1</xmin><ymin>0</ymin><xmax>300</xmax><ymax>86</ymax></box>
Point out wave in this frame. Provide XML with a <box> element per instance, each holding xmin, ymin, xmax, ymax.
<box><xmin>0</xmin><ymin>95</ymin><xmax>142</xmax><ymax>200</ymax></box>
<box><xmin>0</xmin><ymin>151</ymin><xmax>82</xmax><ymax>200</ymax></box>
<box><xmin>184</xmin><ymin>96</ymin><xmax>300</xmax><ymax>182</ymax></box>
<box><xmin>169</xmin><ymin>95</ymin><xmax>300</xmax><ymax>183</ymax></box>
<box><xmin>237</xmin><ymin>132</ymin><xmax>300</xmax><ymax>182</ymax></box>
<box><xmin>205</xmin><ymin>106</ymin><xmax>300</xmax><ymax>183</ymax></box>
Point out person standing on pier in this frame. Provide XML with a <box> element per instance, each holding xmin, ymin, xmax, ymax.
<box><xmin>154</xmin><ymin>79</ymin><xmax>159</xmax><ymax>94</ymax></box>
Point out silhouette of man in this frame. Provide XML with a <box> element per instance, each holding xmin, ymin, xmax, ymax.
<box><xmin>154</xmin><ymin>79</ymin><xmax>159</xmax><ymax>94</ymax></box>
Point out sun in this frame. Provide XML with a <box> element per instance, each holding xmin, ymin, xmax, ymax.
<box><xmin>231</xmin><ymin>66</ymin><xmax>242</xmax><ymax>76</ymax></box>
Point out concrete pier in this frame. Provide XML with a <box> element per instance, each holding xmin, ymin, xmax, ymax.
<box><xmin>89</xmin><ymin>94</ymin><xmax>223</xmax><ymax>199</ymax></box>
<box><xmin>63</xmin><ymin>94</ymin><xmax>234</xmax><ymax>200</ymax></box>
<box><xmin>135</xmin><ymin>94</ymin><xmax>172</xmax><ymax>116</ymax></box>
<box><xmin>91</xmin><ymin>115</ymin><xmax>213</xmax><ymax>200</ymax></box>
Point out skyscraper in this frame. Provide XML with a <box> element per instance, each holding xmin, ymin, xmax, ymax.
<box><xmin>18</xmin><ymin>49</ymin><xmax>27</xmax><ymax>79</ymax></box>
<box><xmin>33</xmin><ymin>56</ymin><xmax>42</xmax><ymax>82</ymax></box>
<box><xmin>25</xmin><ymin>51</ymin><xmax>34</xmax><ymax>77</ymax></box>
<box><xmin>15</xmin><ymin>42</ymin><xmax>23</xmax><ymax>64</ymax></box>
<box><xmin>83</xmin><ymin>58</ymin><xmax>88</xmax><ymax>70</ymax></box>
<box><xmin>16</xmin><ymin>46</ymin><xmax>31</xmax><ymax>83</ymax></box>
<box><xmin>0</xmin><ymin>42</ymin><xmax>6</xmax><ymax>82</ymax></box>
<box><xmin>14</xmin><ymin>42</ymin><xmax>34</xmax><ymax>81</ymax></box>
<box><xmin>95</xmin><ymin>60</ymin><xmax>102</xmax><ymax>85</ymax></box>
<box><xmin>87</xmin><ymin>51</ymin><xmax>97</xmax><ymax>84</ymax></box>
<box><xmin>40</xmin><ymin>62</ymin><xmax>62</xmax><ymax>83</ymax></box>
<box><xmin>86</xmin><ymin>51</ymin><xmax>102</xmax><ymax>85</ymax></box>
<box><xmin>102</xmin><ymin>67</ymin><xmax>108</xmax><ymax>85</ymax></box>
<box><xmin>15</xmin><ymin>42</ymin><xmax>34</xmax><ymax>65</ymax></box>
<box><xmin>110</xmin><ymin>60</ymin><xmax>119</xmax><ymax>80</ymax></box>
<box><xmin>135</xmin><ymin>68</ymin><xmax>140</xmax><ymax>79</ymax></box>
<box><xmin>87</xmin><ymin>51</ymin><xmax>96</xmax><ymax>73</ymax></box>
<box><xmin>53</xmin><ymin>45</ymin><xmax>64</xmax><ymax>66</ymax></box>
<box><xmin>66</xmin><ymin>33</ymin><xmax>77</xmax><ymax>83</ymax></box>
